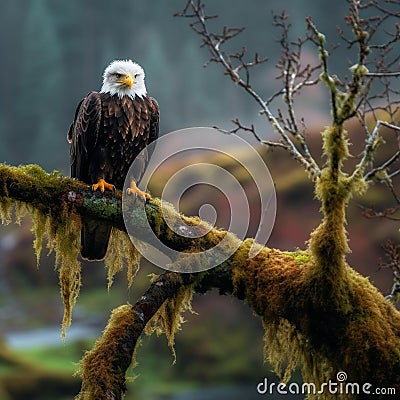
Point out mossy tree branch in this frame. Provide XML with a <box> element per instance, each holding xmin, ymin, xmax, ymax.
<box><xmin>1</xmin><ymin>162</ymin><xmax>400</xmax><ymax>399</ymax></box>
<box><xmin>177</xmin><ymin>0</ymin><xmax>399</xmax><ymax>289</ymax></box>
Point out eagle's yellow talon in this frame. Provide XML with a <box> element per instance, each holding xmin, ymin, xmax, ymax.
<box><xmin>92</xmin><ymin>178</ymin><xmax>115</xmax><ymax>193</ymax></box>
<box><xmin>127</xmin><ymin>181</ymin><xmax>150</xmax><ymax>201</ymax></box>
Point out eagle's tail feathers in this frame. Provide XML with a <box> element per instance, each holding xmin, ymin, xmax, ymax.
<box><xmin>80</xmin><ymin>220</ymin><xmax>112</xmax><ymax>261</ymax></box>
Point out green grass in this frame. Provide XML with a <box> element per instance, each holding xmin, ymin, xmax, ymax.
<box><xmin>13</xmin><ymin>340</ymin><xmax>93</xmax><ymax>374</ymax></box>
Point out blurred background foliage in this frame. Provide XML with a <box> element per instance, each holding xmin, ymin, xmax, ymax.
<box><xmin>0</xmin><ymin>0</ymin><xmax>398</xmax><ymax>399</ymax></box>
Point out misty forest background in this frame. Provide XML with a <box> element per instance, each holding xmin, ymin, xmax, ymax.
<box><xmin>0</xmin><ymin>1</ymin><xmax>398</xmax><ymax>399</ymax></box>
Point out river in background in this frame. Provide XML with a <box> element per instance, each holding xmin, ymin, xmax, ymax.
<box><xmin>4</xmin><ymin>324</ymin><xmax>98</xmax><ymax>349</ymax></box>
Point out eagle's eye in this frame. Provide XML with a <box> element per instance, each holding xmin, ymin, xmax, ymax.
<box><xmin>115</xmin><ymin>73</ymin><xmax>122</xmax><ymax>79</ymax></box>
<box><xmin>134</xmin><ymin>74</ymin><xmax>139</xmax><ymax>79</ymax></box>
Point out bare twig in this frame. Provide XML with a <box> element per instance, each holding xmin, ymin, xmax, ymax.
<box><xmin>176</xmin><ymin>0</ymin><xmax>321</xmax><ymax>180</ymax></box>
<box><xmin>379</xmin><ymin>240</ymin><xmax>400</xmax><ymax>303</ymax></box>
<box><xmin>359</xmin><ymin>203</ymin><xmax>400</xmax><ymax>221</ymax></box>
<box><xmin>352</xmin><ymin>121</ymin><xmax>400</xmax><ymax>180</ymax></box>
<box><xmin>366</xmin><ymin>71</ymin><xmax>400</xmax><ymax>77</ymax></box>
<box><xmin>214</xmin><ymin>119</ymin><xmax>289</xmax><ymax>150</ymax></box>
<box><xmin>365</xmin><ymin>150</ymin><xmax>400</xmax><ymax>180</ymax></box>
<box><xmin>307</xmin><ymin>17</ymin><xmax>340</xmax><ymax>122</ymax></box>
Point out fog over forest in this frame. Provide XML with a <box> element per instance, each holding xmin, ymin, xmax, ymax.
<box><xmin>0</xmin><ymin>0</ymin><xmax>352</xmax><ymax>171</ymax></box>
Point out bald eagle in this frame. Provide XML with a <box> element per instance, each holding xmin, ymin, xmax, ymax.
<box><xmin>67</xmin><ymin>60</ymin><xmax>159</xmax><ymax>260</ymax></box>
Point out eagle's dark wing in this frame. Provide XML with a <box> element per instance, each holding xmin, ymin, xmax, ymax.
<box><xmin>68</xmin><ymin>91</ymin><xmax>102</xmax><ymax>182</ymax></box>
<box><xmin>126</xmin><ymin>96</ymin><xmax>160</xmax><ymax>185</ymax></box>
<box><xmin>149</xmin><ymin>97</ymin><xmax>160</xmax><ymax>145</ymax></box>
<box><xmin>68</xmin><ymin>92</ymin><xmax>112</xmax><ymax>261</ymax></box>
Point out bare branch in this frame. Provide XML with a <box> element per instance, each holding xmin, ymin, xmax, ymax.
<box><xmin>176</xmin><ymin>1</ymin><xmax>321</xmax><ymax>179</ymax></box>
<box><xmin>214</xmin><ymin>119</ymin><xmax>289</xmax><ymax>150</ymax></box>
<box><xmin>366</xmin><ymin>71</ymin><xmax>400</xmax><ymax>77</ymax></box>
<box><xmin>352</xmin><ymin>120</ymin><xmax>400</xmax><ymax>182</ymax></box>
<box><xmin>307</xmin><ymin>17</ymin><xmax>340</xmax><ymax>122</ymax></box>
<box><xmin>365</xmin><ymin>150</ymin><xmax>400</xmax><ymax>180</ymax></box>
<box><xmin>272</xmin><ymin>14</ymin><xmax>322</xmax><ymax>168</ymax></box>
<box><xmin>379</xmin><ymin>240</ymin><xmax>400</xmax><ymax>303</ymax></box>
<box><xmin>359</xmin><ymin>203</ymin><xmax>400</xmax><ymax>221</ymax></box>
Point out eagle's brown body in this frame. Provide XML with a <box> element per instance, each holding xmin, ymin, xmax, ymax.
<box><xmin>68</xmin><ymin>91</ymin><xmax>159</xmax><ymax>260</ymax></box>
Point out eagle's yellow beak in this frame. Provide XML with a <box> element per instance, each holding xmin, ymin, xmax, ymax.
<box><xmin>116</xmin><ymin>73</ymin><xmax>135</xmax><ymax>89</ymax></box>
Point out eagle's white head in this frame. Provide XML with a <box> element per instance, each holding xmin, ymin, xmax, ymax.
<box><xmin>100</xmin><ymin>59</ymin><xmax>147</xmax><ymax>99</ymax></box>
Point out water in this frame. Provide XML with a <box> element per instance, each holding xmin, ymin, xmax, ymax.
<box><xmin>5</xmin><ymin>324</ymin><xmax>98</xmax><ymax>349</ymax></box>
